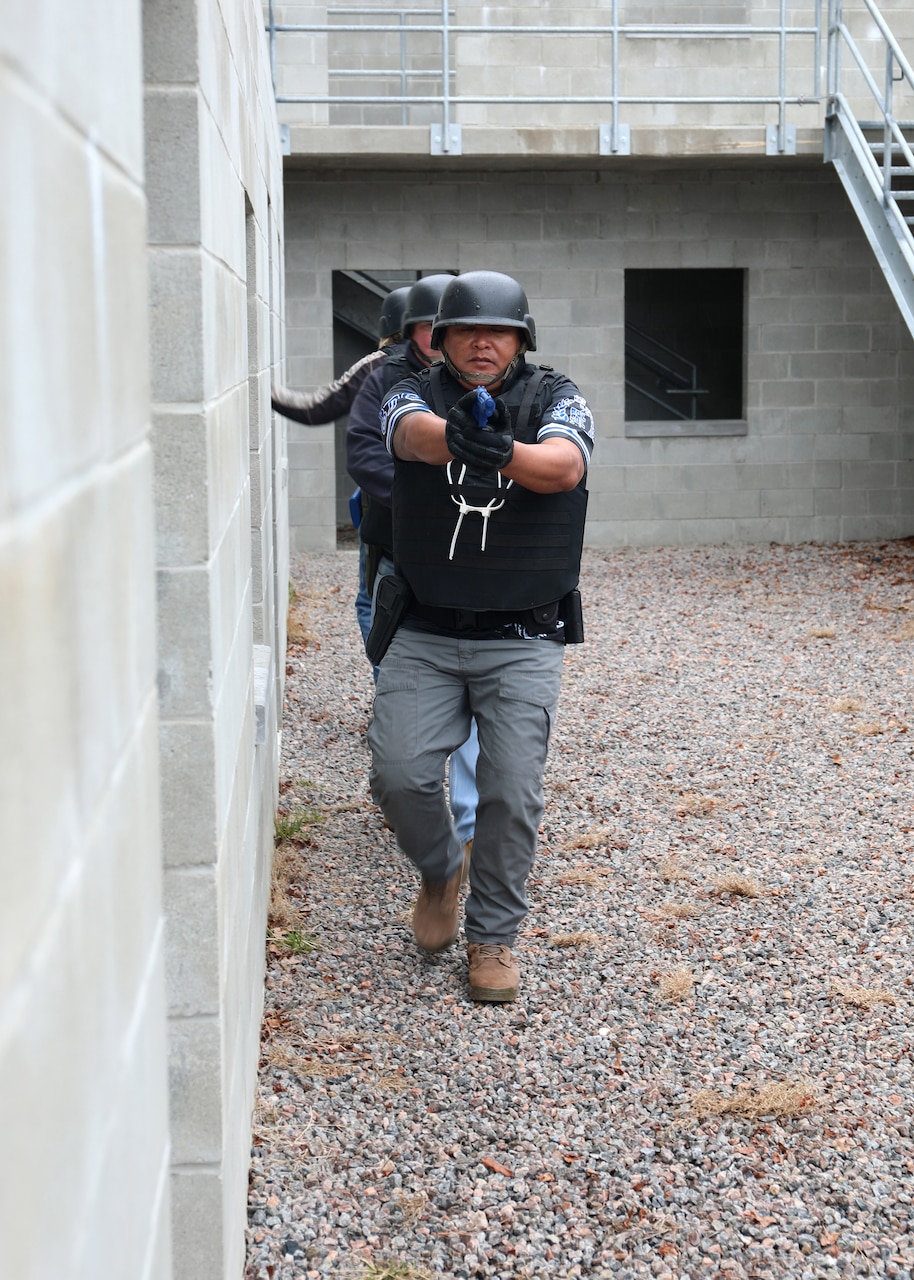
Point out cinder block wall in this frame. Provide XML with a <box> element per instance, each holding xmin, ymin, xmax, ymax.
<box><xmin>144</xmin><ymin>0</ymin><xmax>286</xmax><ymax>1276</ymax></box>
<box><xmin>0</xmin><ymin>5</ymin><xmax>171</xmax><ymax>1280</ymax></box>
<box><xmin>284</xmin><ymin>163</ymin><xmax>914</xmax><ymax>549</ymax></box>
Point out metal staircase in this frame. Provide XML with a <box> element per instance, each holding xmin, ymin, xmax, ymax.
<box><xmin>825</xmin><ymin>0</ymin><xmax>914</xmax><ymax>339</ymax></box>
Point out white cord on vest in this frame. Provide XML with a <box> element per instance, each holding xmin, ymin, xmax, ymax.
<box><xmin>446</xmin><ymin>462</ymin><xmax>512</xmax><ymax>560</ymax></box>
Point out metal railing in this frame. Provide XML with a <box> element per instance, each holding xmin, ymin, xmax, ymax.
<box><xmin>266</xmin><ymin>1</ymin><xmax>823</xmax><ymax>155</ymax></box>
<box><xmin>823</xmin><ymin>0</ymin><xmax>914</xmax><ymax>334</ymax></box>
<box><xmin>827</xmin><ymin>0</ymin><xmax>914</xmax><ymax>222</ymax></box>
<box><xmin>625</xmin><ymin>325</ymin><xmax>709</xmax><ymax>421</ymax></box>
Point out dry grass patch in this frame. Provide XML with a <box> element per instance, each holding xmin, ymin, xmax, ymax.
<box><xmin>269</xmin><ymin>843</ymin><xmax>304</xmax><ymax>931</ymax></box>
<box><xmin>298</xmin><ymin>1060</ymin><xmax>352</xmax><ymax>1081</ymax></box>
<box><xmin>691</xmin><ymin>1079</ymin><xmax>817</xmax><ymax>1120</ymax></box>
<box><xmin>831</xmin><ymin>696</ymin><xmax>864</xmax><ymax>714</ymax></box>
<box><xmin>710</xmin><ymin>872</ymin><xmax>764</xmax><ymax>898</ymax></box>
<box><xmin>853</xmin><ymin>721</ymin><xmax>884</xmax><ymax>736</ymax></box>
<box><xmin>831</xmin><ymin>979</ymin><xmax>899</xmax><ymax>1009</ymax></box>
<box><xmin>674</xmin><ymin>793</ymin><xmax>717</xmax><ymax>818</ymax></box>
<box><xmin>655</xmin><ymin>901</ymin><xmax>702</xmax><ymax>920</ymax></box>
<box><xmin>375</xmin><ymin>1073</ymin><xmax>410</xmax><ymax>1094</ymax></box>
<box><xmin>287</xmin><ymin>587</ymin><xmax>316</xmax><ymax>646</ymax></box>
<box><xmin>269</xmin><ymin>809</ymin><xmax>325</xmax><ymax>941</ymax></box>
<box><xmin>659</xmin><ymin>857</ymin><xmax>690</xmax><ymax>884</ymax></box>
<box><xmin>393</xmin><ymin>1191</ymin><xmax>429</xmax><ymax>1229</ymax></box>
<box><xmin>890</xmin><ymin>620</ymin><xmax>914</xmax><ymax>641</ymax></box>
<box><xmin>252</xmin><ymin>1096</ymin><xmax>282</xmax><ymax>1128</ymax></box>
<box><xmin>656</xmin><ymin>966</ymin><xmax>694</xmax><ymax>1002</ymax></box>
<box><xmin>360</xmin><ymin>1261</ymin><xmax>432</xmax><ymax>1280</ymax></box>
<box><xmin>558</xmin><ymin>827</ymin><xmax>620</xmax><ymax>851</ymax></box>
<box><xmin>556</xmin><ymin>867</ymin><xmax>608</xmax><ymax>886</ymax></box>
<box><xmin>808</xmin><ymin>625</ymin><xmax>836</xmax><ymax>639</ymax></box>
<box><xmin>549</xmin><ymin>930</ymin><xmax>602</xmax><ymax>948</ymax></box>
<box><xmin>263</xmin><ymin>1045</ymin><xmax>350</xmax><ymax>1080</ymax></box>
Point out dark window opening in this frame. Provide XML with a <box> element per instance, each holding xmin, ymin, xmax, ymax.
<box><xmin>625</xmin><ymin>268</ymin><xmax>745</xmax><ymax>426</ymax></box>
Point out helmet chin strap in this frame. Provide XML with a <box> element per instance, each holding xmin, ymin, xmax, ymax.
<box><xmin>441</xmin><ymin>342</ymin><xmax>526</xmax><ymax>388</ymax></box>
<box><xmin>409</xmin><ymin>336</ymin><xmax>433</xmax><ymax>367</ymax></box>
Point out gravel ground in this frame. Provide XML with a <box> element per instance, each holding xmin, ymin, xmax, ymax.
<box><xmin>246</xmin><ymin>538</ymin><xmax>914</xmax><ymax>1280</ymax></box>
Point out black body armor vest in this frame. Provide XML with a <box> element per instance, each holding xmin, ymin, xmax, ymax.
<box><xmin>392</xmin><ymin>362</ymin><xmax>588</xmax><ymax>612</ymax></box>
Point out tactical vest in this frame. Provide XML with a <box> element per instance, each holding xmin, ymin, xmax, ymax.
<box><xmin>358</xmin><ymin>342</ymin><xmax>426</xmax><ymax>555</ymax></box>
<box><xmin>392</xmin><ymin>362</ymin><xmax>588</xmax><ymax>612</ymax></box>
<box><xmin>381</xmin><ymin>342</ymin><xmax>416</xmax><ymax>394</ymax></box>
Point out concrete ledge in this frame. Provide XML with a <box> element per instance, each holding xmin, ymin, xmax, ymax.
<box><xmin>626</xmin><ymin>420</ymin><xmax>749</xmax><ymax>438</ymax></box>
<box><xmin>282</xmin><ymin>124</ymin><xmax>826</xmax><ymax>170</ymax></box>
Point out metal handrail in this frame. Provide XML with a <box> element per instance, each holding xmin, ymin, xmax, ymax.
<box><xmin>625</xmin><ymin>325</ymin><xmax>708</xmax><ymax>421</ymax></box>
<box><xmin>266</xmin><ymin>0</ymin><xmax>823</xmax><ymax>154</ymax></box>
<box><xmin>827</xmin><ymin>0</ymin><xmax>914</xmax><ymax>209</ymax></box>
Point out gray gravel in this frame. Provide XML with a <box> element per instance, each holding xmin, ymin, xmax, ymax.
<box><xmin>246</xmin><ymin>539</ymin><xmax>914</xmax><ymax>1280</ymax></box>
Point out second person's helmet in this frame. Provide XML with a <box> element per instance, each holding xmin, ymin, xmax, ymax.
<box><xmin>377</xmin><ymin>286</ymin><xmax>411</xmax><ymax>341</ymax></box>
<box><xmin>402</xmin><ymin>274</ymin><xmax>456</xmax><ymax>333</ymax></box>
<box><xmin>431</xmin><ymin>271</ymin><xmax>537</xmax><ymax>351</ymax></box>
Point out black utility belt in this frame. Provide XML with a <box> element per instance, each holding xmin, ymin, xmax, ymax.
<box><xmin>366</xmin><ymin>578</ymin><xmax>584</xmax><ymax>664</ymax></box>
<box><xmin>407</xmin><ymin>599</ymin><xmax>562</xmax><ymax>635</ymax></box>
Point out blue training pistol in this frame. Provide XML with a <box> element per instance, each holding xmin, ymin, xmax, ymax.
<box><xmin>472</xmin><ymin>386</ymin><xmax>496</xmax><ymax>429</ymax></box>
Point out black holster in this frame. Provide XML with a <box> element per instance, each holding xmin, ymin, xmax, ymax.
<box><xmin>365</xmin><ymin>574</ymin><xmax>413</xmax><ymax>667</ymax></box>
<box><xmin>560</xmin><ymin>589</ymin><xmax>585</xmax><ymax>644</ymax></box>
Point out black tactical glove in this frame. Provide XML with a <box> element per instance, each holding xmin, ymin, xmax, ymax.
<box><xmin>445</xmin><ymin>391</ymin><xmax>514</xmax><ymax>471</ymax></box>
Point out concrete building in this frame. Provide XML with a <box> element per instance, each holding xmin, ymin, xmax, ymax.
<box><xmin>270</xmin><ymin>0</ymin><xmax>914</xmax><ymax>551</ymax></box>
<box><xmin>1</xmin><ymin>1</ymin><xmax>285</xmax><ymax>1278</ymax></box>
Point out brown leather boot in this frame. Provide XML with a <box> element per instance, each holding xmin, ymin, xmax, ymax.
<box><xmin>467</xmin><ymin>943</ymin><xmax>520</xmax><ymax>1002</ymax></box>
<box><xmin>412</xmin><ymin>870</ymin><xmax>462</xmax><ymax>952</ymax></box>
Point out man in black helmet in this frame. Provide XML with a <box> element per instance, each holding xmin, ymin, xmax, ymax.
<box><xmin>346</xmin><ymin>274</ymin><xmax>456</xmax><ymax>625</ymax></box>
<box><xmin>271</xmin><ymin>285</ymin><xmax>411</xmax><ymax>643</ymax></box>
<box><xmin>271</xmin><ymin>285</ymin><xmax>410</xmax><ymax>429</ymax></box>
<box><xmin>370</xmin><ymin>271</ymin><xmax>594</xmax><ymax>1003</ymax></box>
<box><xmin>348</xmin><ymin>275</ymin><xmax>481</xmax><ymax>865</ymax></box>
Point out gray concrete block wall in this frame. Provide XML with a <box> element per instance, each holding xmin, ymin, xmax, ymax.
<box><xmin>283</xmin><ymin>252</ymin><xmax>337</xmax><ymax>550</ymax></box>
<box><xmin>0</xmin><ymin>2</ymin><xmax>171</xmax><ymax>1278</ymax></box>
<box><xmin>284</xmin><ymin>163</ymin><xmax>914</xmax><ymax>550</ymax></box>
<box><xmin>145</xmin><ymin>0</ymin><xmax>286</xmax><ymax>1276</ymax></box>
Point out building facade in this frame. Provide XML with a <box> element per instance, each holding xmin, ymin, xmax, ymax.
<box><xmin>271</xmin><ymin>1</ymin><xmax>914</xmax><ymax>550</ymax></box>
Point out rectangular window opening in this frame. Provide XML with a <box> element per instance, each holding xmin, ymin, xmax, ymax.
<box><xmin>624</xmin><ymin>268</ymin><xmax>746</xmax><ymax>437</ymax></box>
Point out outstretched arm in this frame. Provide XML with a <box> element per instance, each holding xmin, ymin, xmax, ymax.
<box><xmin>391</xmin><ymin>409</ymin><xmax>584</xmax><ymax>492</ymax></box>
<box><xmin>271</xmin><ymin>349</ymin><xmax>383</xmax><ymax>425</ymax></box>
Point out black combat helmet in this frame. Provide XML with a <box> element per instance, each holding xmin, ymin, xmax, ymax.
<box><xmin>402</xmin><ymin>274</ymin><xmax>456</xmax><ymax>332</ymax></box>
<box><xmin>377</xmin><ymin>286</ymin><xmax>411</xmax><ymax>340</ymax></box>
<box><xmin>431</xmin><ymin>271</ymin><xmax>537</xmax><ymax>351</ymax></box>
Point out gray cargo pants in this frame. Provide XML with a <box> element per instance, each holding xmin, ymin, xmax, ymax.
<box><xmin>367</xmin><ymin>627</ymin><xmax>564</xmax><ymax>945</ymax></box>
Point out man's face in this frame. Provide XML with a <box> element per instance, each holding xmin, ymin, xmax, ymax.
<box><xmin>441</xmin><ymin>325</ymin><xmax>522</xmax><ymax>388</ymax></box>
<box><xmin>410</xmin><ymin>321</ymin><xmax>436</xmax><ymax>361</ymax></box>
